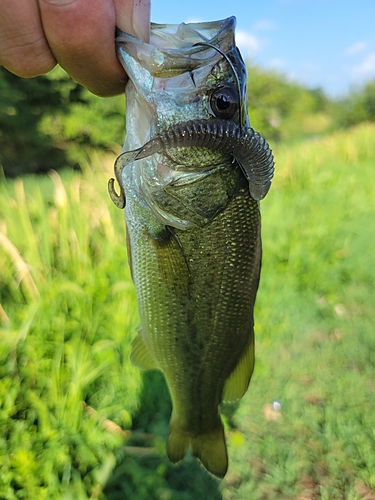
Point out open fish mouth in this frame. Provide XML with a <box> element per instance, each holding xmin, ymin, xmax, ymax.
<box><xmin>109</xmin><ymin>117</ymin><xmax>274</xmax><ymax>209</ymax></box>
<box><xmin>108</xmin><ymin>16</ymin><xmax>275</xmax><ymax>211</ymax></box>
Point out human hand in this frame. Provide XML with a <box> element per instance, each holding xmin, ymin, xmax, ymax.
<box><xmin>0</xmin><ymin>0</ymin><xmax>150</xmax><ymax>97</ymax></box>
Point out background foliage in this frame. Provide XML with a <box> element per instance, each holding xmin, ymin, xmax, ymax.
<box><xmin>1</xmin><ymin>63</ymin><xmax>375</xmax><ymax>499</ymax></box>
<box><xmin>0</xmin><ymin>67</ymin><xmax>125</xmax><ymax>177</ymax></box>
<box><xmin>246</xmin><ymin>64</ymin><xmax>334</xmax><ymax>141</ymax></box>
<box><xmin>1</xmin><ymin>64</ymin><xmax>374</xmax><ymax>177</ymax></box>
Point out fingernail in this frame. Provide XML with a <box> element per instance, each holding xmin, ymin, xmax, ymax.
<box><xmin>132</xmin><ymin>0</ymin><xmax>150</xmax><ymax>42</ymax></box>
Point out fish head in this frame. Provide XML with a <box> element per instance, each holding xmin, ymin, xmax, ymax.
<box><xmin>116</xmin><ymin>17</ymin><xmax>248</xmax><ymax>149</ymax></box>
<box><xmin>109</xmin><ymin>17</ymin><xmax>274</xmax><ymax>220</ymax></box>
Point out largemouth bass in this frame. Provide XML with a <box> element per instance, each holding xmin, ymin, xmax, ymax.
<box><xmin>109</xmin><ymin>16</ymin><xmax>274</xmax><ymax>478</ymax></box>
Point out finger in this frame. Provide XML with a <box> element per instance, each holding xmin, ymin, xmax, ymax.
<box><xmin>0</xmin><ymin>0</ymin><xmax>56</xmax><ymax>77</ymax></box>
<box><xmin>114</xmin><ymin>0</ymin><xmax>150</xmax><ymax>42</ymax></box>
<box><xmin>39</xmin><ymin>0</ymin><xmax>127</xmax><ymax>96</ymax></box>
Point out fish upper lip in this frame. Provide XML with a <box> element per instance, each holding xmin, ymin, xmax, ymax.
<box><xmin>115</xmin><ymin>17</ymin><xmax>241</xmax><ymax>77</ymax></box>
<box><xmin>115</xmin><ymin>16</ymin><xmax>237</xmax><ymax>53</ymax></box>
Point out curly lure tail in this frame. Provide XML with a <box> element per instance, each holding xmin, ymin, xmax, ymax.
<box><xmin>108</xmin><ymin>119</ymin><xmax>275</xmax><ymax>208</ymax></box>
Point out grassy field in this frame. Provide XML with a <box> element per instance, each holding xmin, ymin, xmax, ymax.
<box><xmin>0</xmin><ymin>124</ymin><xmax>375</xmax><ymax>499</ymax></box>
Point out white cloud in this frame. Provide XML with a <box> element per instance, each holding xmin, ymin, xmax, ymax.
<box><xmin>346</xmin><ymin>41</ymin><xmax>368</xmax><ymax>57</ymax></box>
<box><xmin>351</xmin><ymin>52</ymin><xmax>375</xmax><ymax>82</ymax></box>
<box><xmin>252</xmin><ymin>19</ymin><xmax>277</xmax><ymax>31</ymax></box>
<box><xmin>236</xmin><ymin>30</ymin><xmax>260</xmax><ymax>59</ymax></box>
<box><xmin>267</xmin><ymin>58</ymin><xmax>287</xmax><ymax>70</ymax></box>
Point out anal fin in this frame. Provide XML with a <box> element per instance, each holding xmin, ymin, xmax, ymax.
<box><xmin>222</xmin><ymin>334</ymin><xmax>255</xmax><ymax>403</ymax></box>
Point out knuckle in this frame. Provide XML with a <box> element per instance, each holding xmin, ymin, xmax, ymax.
<box><xmin>0</xmin><ymin>33</ymin><xmax>56</xmax><ymax>77</ymax></box>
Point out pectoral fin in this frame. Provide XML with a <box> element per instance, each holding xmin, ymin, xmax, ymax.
<box><xmin>126</xmin><ymin>229</ymin><xmax>134</xmax><ymax>280</ymax></box>
<box><xmin>222</xmin><ymin>334</ymin><xmax>255</xmax><ymax>403</ymax></box>
<box><xmin>130</xmin><ymin>330</ymin><xmax>159</xmax><ymax>370</ymax></box>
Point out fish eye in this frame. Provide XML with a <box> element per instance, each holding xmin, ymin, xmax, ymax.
<box><xmin>210</xmin><ymin>86</ymin><xmax>238</xmax><ymax>119</ymax></box>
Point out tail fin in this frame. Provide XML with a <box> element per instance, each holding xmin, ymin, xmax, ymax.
<box><xmin>166</xmin><ymin>420</ymin><xmax>228</xmax><ymax>478</ymax></box>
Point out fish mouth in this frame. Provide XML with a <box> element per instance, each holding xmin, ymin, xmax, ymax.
<box><xmin>108</xmin><ymin>118</ymin><xmax>274</xmax><ymax>209</ymax></box>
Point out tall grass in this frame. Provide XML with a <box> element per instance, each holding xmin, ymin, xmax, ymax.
<box><xmin>1</xmin><ymin>124</ymin><xmax>375</xmax><ymax>499</ymax></box>
<box><xmin>0</xmin><ymin>157</ymin><xmax>140</xmax><ymax>498</ymax></box>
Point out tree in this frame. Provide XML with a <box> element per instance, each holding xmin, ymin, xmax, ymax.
<box><xmin>0</xmin><ymin>67</ymin><xmax>125</xmax><ymax>176</ymax></box>
<box><xmin>246</xmin><ymin>64</ymin><xmax>333</xmax><ymax>141</ymax></box>
<box><xmin>336</xmin><ymin>80</ymin><xmax>375</xmax><ymax>127</ymax></box>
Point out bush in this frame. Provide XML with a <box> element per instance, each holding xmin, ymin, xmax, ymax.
<box><xmin>246</xmin><ymin>64</ymin><xmax>334</xmax><ymax>140</ymax></box>
<box><xmin>335</xmin><ymin>79</ymin><xmax>375</xmax><ymax>127</ymax></box>
<box><xmin>0</xmin><ymin>67</ymin><xmax>125</xmax><ymax>176</ymax></box>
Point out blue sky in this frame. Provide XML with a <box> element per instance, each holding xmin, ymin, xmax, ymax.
<box><xmin>151</xmin><ymin>0</ymin><xmax>375</xmax><ymax>98</ymax></box>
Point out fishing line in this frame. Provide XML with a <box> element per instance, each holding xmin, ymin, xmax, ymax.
<box><xmin>192</xmin><ymin>41</ymin><xmax>246</xmax><ymax>129</ymax></box>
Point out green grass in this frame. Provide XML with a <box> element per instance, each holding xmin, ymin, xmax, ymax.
<box><xmin>1</xmin><ymin>124</ymin><xmax>375</xmax><ymax>499</ymax></box>
<box><xmin>0</xmin><ymin>158</ymin><xmax>141</xmax><ymax>498</ymax></box>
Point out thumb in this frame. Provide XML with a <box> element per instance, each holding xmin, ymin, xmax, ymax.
<box><xmin>114</xmin><ymin>0</ymin><xmax>150</xmax><ymax>42</ymax></box>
